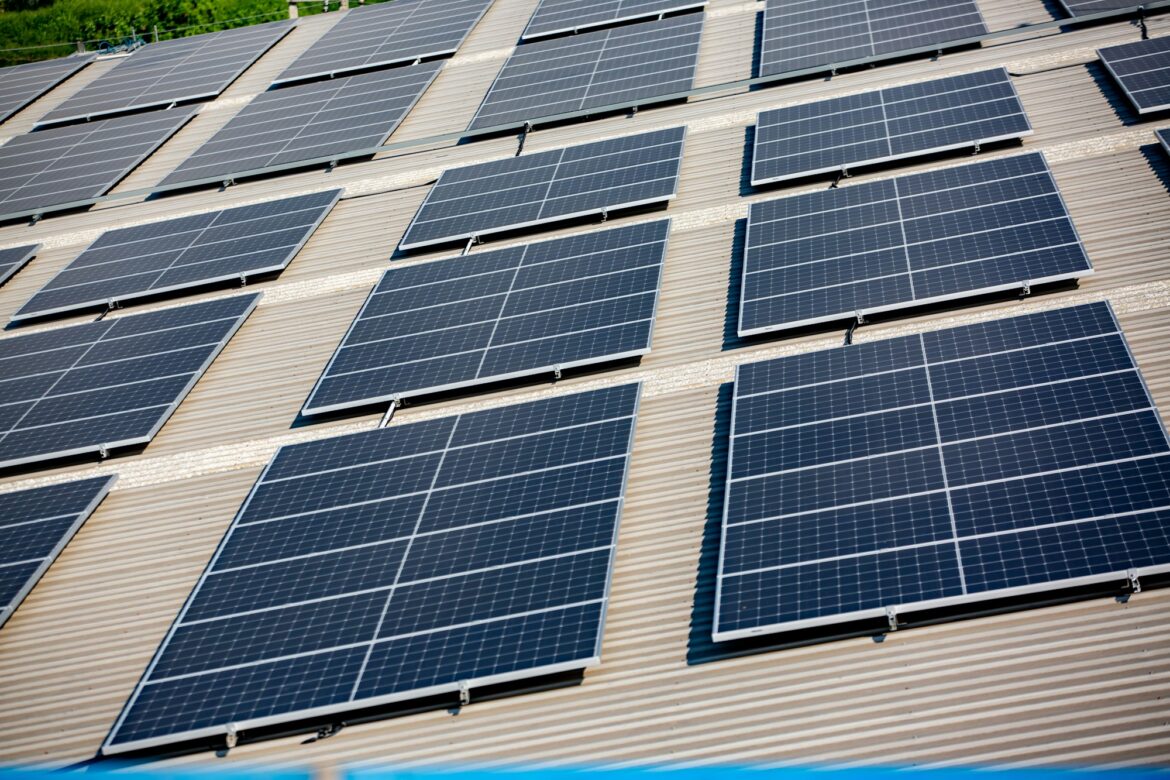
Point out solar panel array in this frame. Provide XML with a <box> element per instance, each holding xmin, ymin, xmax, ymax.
<box><xmin>0</xmin><ymin>55</ymin><xmax>93</xmax><ymax>125</ymax></box>
<box><xmin>0</xmin><ymin>294</ymin><xmax>258</xmax><ymax>470</ymax></box>
<box><xmin>15</xmin><ymin>190</ymin><xmax>340</xmax><ymax>322</ymax></box>
<box><xmin>467</xmin><ymin>14</ymin><xmax>703</xmax><ymax>131</ymax></box>
<box><xmin>752</xmin><ymin>68</ymin><xmax>1032</xmax><ymax>185</ymax></box>
<box><xmin>522</xmin><ymin>0</ymin><xmax>707</xmax><ymax>40</ymax></box>
<box><xmin>1159</xmin><ymin>127</ymin><xmax>1170</xmax><ymax>156</ymax></box>
<box><xmin>716</xmin><ymin>302</ymin><xmax>1170</xmax><ymax>640</ymax></box>
<box><xmin>1098</xmin><ymin>36</ymin><xmax>1170</xmax><ymax>115</ymax></box>
<box><xmin>400</xmin><ymin>127</ymin><xmax>684</xmax><ymax>250</ymax></box>
<box><xmin>0</xmin><ymin>475</ymin><xmax>115</xmax><ymax>630</ymax></box>
<box><xmin>274</xmin><ymin>0</ymin><xmax>492</xmax><ymax>85</ymax></box>
<box><xmin>759</xmin><ymin>0</ymin><xmax>988</xmax><ymax>78</ymax></box>
<box><xmin>740</xmin><ymin>152</ymin><xmax>1093</xmax><ymax>336</ymax></box>
<box><xmin>37</xmin><ymin>21</ymin><xmax>295</xmax><ymax>127</ymax></box>
<box><xmin>102</xmin><ymin>383</ymin><xmax>639</xmax><ymax>755</ymax></box>
<box><xmin>305</xmin><ymin>221</ymin><xmax>668</xmax><ymax>414</ymax></box>
<box><xmin>160</xmin><ymin>63</ymin><xmax>442</xmax><ymax>188</ymax></box>
<box><xmin>0</xmin><ymin>106</ymin><xmax>197</xmax><ymax>222</ymax></box>
<box><xmin>0</xmin><ymin>245</ymin><xmax>38</xmax><ymax>288</ymax></box>
<box><xmin>1060</xmin><ymin>0</ymin><xmax>1144</xmax><ymax>14</ymax></box>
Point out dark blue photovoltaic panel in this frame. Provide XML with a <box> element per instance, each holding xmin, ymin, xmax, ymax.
<box><xmin>1160</xmin><ymin>128</ymin><xmax>1170</xmax><ymax>157</ymax></box>
<box><xmin>716</xmin><ymin>301</ymin><xmax>1170</xmax><ymax>640</ymax></box>
<box><xmin>759</xmin><ymin>0</ymin><xmax>988</xmax><ymax>79</ymax></box>
<box><xmin>0</xmin><ymin>245</ymin><xmax>37</xmax><ymax>288</ymax></box>
<box><xmin>0</xmin><ymin>294</ymin><xmax>258</xmax><ymax>470</ymax></box>
<box><xmin>752</xmin><ymin>68</ymin><xmax>1032</xmax><ymax>185</ymax></box>
<box><xmin>740</xmin><ymin>152</ymin><xmax>1093</xmax><ymax>336</ymax></box>
<box><xmin>0</xmin><ymin>474</ymin><xmax>115</xmax><ymax>629</ymax></box>
<box><xmin>15</xmin><ymin>191</ymin><xmax>340</xmax><ymax>321</ymax></box>
<box><xmin>400</xmin><ymin>127</ymin><xmax>684</xmax><ymax>250</ymax></box>
<box><xmin>522</xmin><ymin>0</ymin><xmax>707</xmax><ymax>40</ymax></box>
<box><xmin>1098</xmin><ymin>36</ymin><xmax>1170</xmax><ymax>115</ymax></box>
<box><xmin>306</xmin><ymin>220</ymin><xmax>667</xmax><ymax>413</ymax></box>
<box><xmin>102</xmin><ymin>384</ymin><xmax>639</xmax><ymax>755</ymax></box>
<box><xmin>274</xmin><ymin>0</ymin><xmax>492</xmax><ymax>85</ymax></box>
<box><xmin>0</xmin><ymin>107</ymin><xmax>197</xmax><ymax>222</ymax></box>
<box><xmin>468</xmin><ymin>14</ymin><xmax>703</xmax><ymax>131</ymax></box>
<box><xmin>0</xmin><ymin>56</ymin><xmax>92</xmax><ymax>125</ymax></box>
<box><xmin>37</xmin><ymin>21</ymin><xmax>294</xmax><ymax>127</ymax></box>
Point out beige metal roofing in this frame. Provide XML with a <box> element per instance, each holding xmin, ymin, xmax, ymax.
<box><xmin>0</xmin><ymin>0</ymin><xmax>1168</xmax><ymax>771</ymax></box>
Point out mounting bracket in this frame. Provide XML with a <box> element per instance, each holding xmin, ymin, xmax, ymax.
<box><xmin>1128</xmin><ymin>568</ymin><xmax>1142</xmax><ymax>594</ymax></box>
<box><xmin>1020</xmin><ymin>280</ymin><xmax>1031</xmax><ymax>297</ymax></box>
<box><xmin>972</xmin><ymin>141</ymin><xmax>981</xmax><ymax>155</ymax></box>
<box><xmin>458</xmin><ymin>680</ymin><xmax>471</xmax><ymax>706</ymax></box>
<box><xmin>463</xmin><ymin>235</ymin><xmax>480</xmax><ymax>255</ymax></box>
<box><xmin>239</xmin><ymin>273</ymin><xmax>248</xmax><ymax>287</ymax></box>
<box><xmin>885</xmin><ymin>606</ymin><xmax>899</xmax><ymax>632</ymax></box>
<box><xmin>222</xmin><ymin>178</ymin><xmax>236</xmax><ymax>189</ymax></box>
<box><xmin>225</xmin><ymin>723</ymin><xmax>239</xmax><ymax>749</ymax></box>
<box><xmin>98</xmin><ymin>444</ymin><xmax>110</xmax><ymax>460</ymax></box>
<box><xmin>380</xmin><ymin>398</ymin><xmax>399</xmax><ymax>428</ymax></box>
<box><xmin>553</xmin><ymin>364</ymin><xmax>563</xmax><ymax>380</ymax></box>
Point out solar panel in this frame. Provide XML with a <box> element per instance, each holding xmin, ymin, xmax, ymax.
<box><xmin>0</xmin><ymin>294</ymin><xmax>258</xmax><ymax>470</ymax></box>
<box><xmin>101</xmin><ymin>383</ymin><xmax>640</xmax><ymax>755</ymax></box>
<box><xmin>14</xmin><ymin>190</ymin><xmax>341</xmax><ymax>322</ymax></box>
<box><xmin>159</xmin><ymin>63</ymin><xmax>441</xmax><ymax>188</ymax></box>
<box><xmin>273</xmin><ymin>0</ymin><xmax>492</xmax><ymax>86</ymax></box>
<box><xmin>752</xmin><ymin>68</ymin><xmax>1032</xmax><ymax>186</ymax></box>
<box><xmin>400</xmin><ymin>127</ymin><xmax>684</xmax><ymax>250</ymax></box>
<box><xmin>522</xmin><ymin>0</ymin><xmax>707</xmax><ymax>40</ymax></box>
<box><xmin>759</xmin><ymin>0</ymin><xmax>988</xmax><ymax>79</ymax></box>
<box><xmin>467</xmin><ymin>14</ymin><xmax>703</xmax><ymax>132</ymax></box>
<box><xmin>1159</xmin><ymin>128</ymin><xmax>1170</xmax><ymax>156</ymax></box>
<box><xmin>36</xmin><ymin>21</ymin><xmax>295</xmax><ymax>127</ymax></box>
<box><xmin>739</xmin><ymin>152</ymin><xmax>1093</xmax><ymax>336</ymax></box>
<box><xmin>1098</xmin><ymin>36</ymin><xmax>1170</xmax><ymax>115</ymax></box>
<box><xmin>1059</xmin><ymin>0</ymin><xmax>1142</xmax><ymax>14</ymax></box>
<box><xmin>0</xmin><ymin>245</ymin><xmax>38</xmax><ymax>288</ymax></box>
<box><xmin>0</xmin><ymin>106</ymin><xmax>197</xmax><ymax>222</ymax></box>
<box><xmin>0</xmin><ymin>55</ymin><xmax>93</xmax><ymax>125</ymax></box>
<box><xmin>305</xmin><ymin>220</ymin><xmax>668</xmax><ymax>414</ymax></box>
<box><xmin>0</xmin><ymin>475</ymin><xmax>115</xmax><ymax>630</ymax></box>
<box><xmin>716</xmin><ymin>301</ymin><xmax>1170</xmax><ymax>641</ymax></box>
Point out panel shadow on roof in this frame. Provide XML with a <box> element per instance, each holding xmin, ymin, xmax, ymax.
<box><xmin>0</xmin><ymin>55</ymin><xmax>93</xmax><ymax>126</ymax></box>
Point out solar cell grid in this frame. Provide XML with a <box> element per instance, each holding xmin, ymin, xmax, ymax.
<box><xmin>467</xmin><ymin>14</ymin><xmax>703</xmax><ymax>131</ymax></box>
<box><xmin>740</xmin><ymin>152</ymin><xmax>1093</xmax><ymax>335</ymax></box>
<box><xmin>0</xmin><ymin>294</ymin><xmax>258</xmax><ymax>470</ymax></box>
<box><xmin>752</xmin><ymin>68</ymin><xmax>1032</xmax><ymax>185</ymax></box>
<box><xmin>1098</xmin><ymin>36</ymin><xmax>1170</xmax><ymax>115</ymax></box>
<box><xmin>14</xmin><ymin>190</ymin><xmax>341</xmax><ymax>321</ymax></box>
<box><xmin>0</xmin><ymin>475</ymin><xmax>115</xmax><ymax>630</ymax></box>
<box><xmin>160</xmin><ymin>63</ymin><xmax>442</xmax><ymax>188</ymax></box>
<box><xmin>274</xmin><ymin>0</ymin><xmax>492</xmax><ymax>85</ymax></box>
<box><xmin>400</xmin><ymin>127</ymin><xmax>684</xmax><ymax>250</ymax></box>
<box><xmin>102</xmin><ymin>383</ymin><xmax>640</xmax><ymax>755</ymax></box>
<box><xmin>0</xmin><ymin>245</ymin><xmax>38</xmax><ymax>288</ymax></box>
<box><xmin>0</xmin><ymin>106</ymin><xmax>197</xmax><ymax>222</ymax></box>
<box><xmin>0</xmin><ymin>56</ymin><xmax>93</xmax><ymax>125</ymax></box>
<box><xmin>759</xmin><ymin>0</ymin><xmax>988</xmax><ymax>79</ymax></box>
<box><xmin>305</xmin><ymin>220</ymin><xmax>668</xmax><ymax>413</ymax></box>
<box><xmin>37</xmin><ymin>21</ymin><xmax>295</xmax><ymax>127</ymax></box>
<box><xmin>522</xmin><ymin>0</ymin><xmax>707</xmax><ymax>40</ymax></box>
<box><xmin>717</xmin><ymin>301</ymin><xmax>1170</xmax><ymax>640</ymax></box>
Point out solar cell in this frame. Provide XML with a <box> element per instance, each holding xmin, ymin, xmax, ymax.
<box><xmin>274</xmin><ymin>0</ymin><xmax>492</xmax><ymax>86</ymax></box>
<box><xmin>752</xmin><ymin>68</ymin><xmax>1032</xmax><ymax>185</ymax></box>
<box><xmin>467</xmin><ymin>14</ymin><xmax>703</xmax><ymax>132</ymax></box>
<box><xmin>160</xmin><ymin>63</ymin><xmax>441</xmax><ymax>188</ymax></box>
<box><xmin>0</xmin><ymin>475</ymin><xmax>115</xmax><ymax>630</ymax></box>
<box><xmin>1060</xmin><ymin>0</ymin><xmax>1143</xmax><ymax>14</ymax></box>
<box><xmin>0</xmin><ymin>294</ymin><xmax>258</xmax><ymax>470</ymax></box>
<box><xmin>37</xmin><ymin>21</ymin><xmax>294</xmax><ymax>127</ymax></box>
<box><xmin>14</xmin><ymin>190</ymin><xmax>341</xmax><ymax>321</ymax></box>
<box><xmin>0</xmin><ymin>55</ymin><xmax>93</xmax><ymax>125</ymax></box>
<box><xmin>0</xmin><ymin>245</ymin><xmax>38</xmax><ymax>288</ymax></box>
<box><xmin>739</xmin><ymin>152</ymin><xmax>1093</xmax><ymax>336</ymax></box>
<box><xmin>0</xmin><ymin>106</ymin><xmax>197</xmax><ymax>223</ymax></box>
<box><xmin>1098</xmin><ymin>36</ymin><xmax>1170</xmax><ymax>115</ymax></box>
<box><xmin>400</xmin><ymin>127</ymin><xmax>684</xmax><ymax>250</ymax></box>
<box><xmin>522</xmin><ymin>0</ymin><xmax>707</xmax><ymax>40</ymax></box>
<box><xmin>717</xmin><ymin>301</ymin><xmax>1170</xmax><ymax>640</ymax></box>
<box><xmin>101</xmin><ymin>383</ymin><xmax>640</xmax><ymax>755</ymax></box>
<box><xmin>759</xmin><ymin>0</ymin><xmax>988</xmax><ymax>79</ymax></box>
<box><xmin>305</xmin><ymin>220</ymin><xmax>668</xmax><ymax>414</ymax></box>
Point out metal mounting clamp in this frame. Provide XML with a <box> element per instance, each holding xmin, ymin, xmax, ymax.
<box><xmin>553</xmin><ymin>364</ymin><xmax>563</xmax><ymax>380</ymax></box>
<box><xmin>1020</xmin><ymin>280</ymin><xmax>1031</xmax><ymax>297</ymax></box>
<box><xmin>885</xmin><ymin>606</ymin><xmax>899</xmax><ymax>631</ymax></box>
<box><xmin>98</xmin><ymin>444</ymin><xmax>110</xmax><ymax>460</ymax></box>
<box><xmin>225</xmin><ymin>722</ymin><xmax>239</xmax><ymax>749</ymax></box>
<box><xmin>458</xmin><ymin>680</ymin><xmax>471</xmax><ymax>706</ymax></box>
<box><xmin>380</xmin><ymin>398</ymin><xmax>399</xmax><ymax>428</ymax></box>
<box><xmin>463</xmin><ymin>235</ymin><xmax>480</xmax><ymax>255</ymax></box>
<box><xmin>1128</xmin><ymin>568</ymin><xmax>1142</xmax><ymax>594</ymax></box>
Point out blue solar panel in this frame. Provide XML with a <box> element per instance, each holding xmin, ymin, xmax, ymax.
<box><xmin>522</xmin><ymin>0</ymin><xmax>707</xmax><ymax>40</ymax></box>
<box><xmin>1061</xmin><ymin>0</ymin><xmax>1144</xmax><ymax>14</ymax></box>
<box><xmin>752</xmin><ymin>68</ymin><xmax>1032</xmax><ymax>185</ymax></box>
<box><xmin>717</xmin><ymin>301</ymin><xmax>1170</xmax><ymax>640</ymax></box>
<box><xmin>400</xmin><ymin>127</ymin><xmax>684</xmax><ymax>250</ymax></box>
<box><xmin>0</xmin><ymin>245</ymin><xmax>37</xmax><ymax>288</ymax></box>
<box><xmin>305</xmin><ymin>220</ymin><xmax>668</xmax><ymax>413</ymax></box>
<box><xmin>740</xmin><ymin>152</ymin><xmax>1093</xmax><ymax>336</ymax></box>
<box><xmin>1098</xmin><ymin>36</ymin><xmax>1170</xmax><ymax>115</ymax></box>
<box><xmin>0</xmin><ymin>55</ymin><xmax>92</xmax><ymax>125</ymax></box>
<box><xmin>102</xmin><ymin>383</ymin><xmax>640</xmax><ymax>755</ymax></box>
<box><xmin>0</xmin><ymin>475</ymin><xmax>115</xmax><ymax>630</ymax></box>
